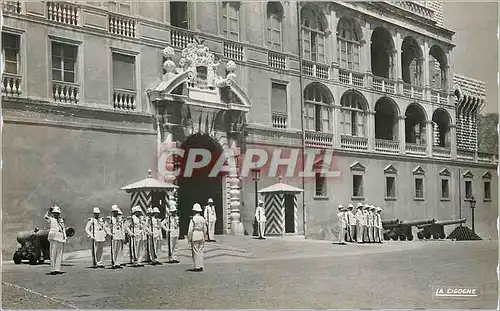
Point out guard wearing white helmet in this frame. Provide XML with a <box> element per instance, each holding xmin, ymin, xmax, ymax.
<box><xmin>161</xmin><ymin>200</ymin><xmax>180</xmax><ymax>263</ymax></box>
<box><xmin>85</xmin><ymin>207</ymin><xmax>109</xmax><ymax>268</ymax></box>
<box><xmin>355</xmin><ymin>203</ymin><xmax>364</xmax><ymax>243</ymax></box>
<box><xmin>142</xmin><ymin>208</ymin><xmax>154</xmax><ymax>263</ymax></box>
<box><xmin>147</xmin><ymin>207</ymin><xmax>163</xmax><ymax>265</ymax></box>
<box><xmin>255</xmin><ymin>199</ymin><xmax>266</xmax><ymax>239</ymax></box>
<box><xmin>44</xmin><ymin>205</ymin><xmax>67</xmax><ymax>275</ymax></box>
<box><xmin>336</xmin><ymin>205</ymin><xmax>347</xmax><ymax>245</ymax></box>
<box><xmin>346</xmin><ymin>204</ymin><xmax>356</xmax><ymax>242</ymax></box>
<box><xmin>362</xmin><ymin>204</ymin><xmax>370</xmax><ymax>243</ymax></box>
<box><xmin>106</xmin><ymin>205</ymin><xmax>125</xmax><ymax>269</ymax></box>
<box><xmin>125</xmin><ymin>206</ymin><xmax>149</xmax><ymax>267</ymax></box>
<box><xmin>204</xmin><ymin>198</ymin><xmax>217</xmax><ymax>242</ymax></box>
<box><xmin>117</xmin><ymin>207</ymin><xmax>126</xmax><ymax>265</ymax></box>
<box><xmin>376</xmin><ymin>207</ymin><xmax>384</xmax><ymax>243</ymax></box>
<box><xmin>188</xmin><ymin>203</ymin><xmax>207</xmax><ymax>272</ymax></box>
<box><xmin>368</xmin><ymin>205</ymin><xmax>376</xmax><ymax>243</ymax></box>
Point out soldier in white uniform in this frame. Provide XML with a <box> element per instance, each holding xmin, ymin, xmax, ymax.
<box><xmin>363</xmin><ymin>204</ymin><xmax>370</xmax><ymax>243</ymax></box>
<box><xmin>336</xmin><ymin>205</ymin><xmax>347</xmax><ymax>245</ymax></box>
<box><xmin>255</xmin><ymin>199</ymin><xmax>266</xmax><ymax>239</ymax></box>
<box><xmin>370</xmin><ymin>206</ymin><xmax>378</xmax><ymax>243</ymax></box>
<box><xmin>346</xmin><ymin>204</ymin><xmax>356</xmax><ymax>242</ymax></box>
<box><xmin>44</xmin><ymin>205</ymin><xmax>67</xmax><ymax>275</ymax></box>
<box><xmin>126</xmin><ymin>206</ymin><xmax>148</xmax><ymax>267</ymax></box>
<box><xmin>355</xmin><ymin>203</ymin><xmax>364</xmax><ymax>243</ymax></box>
<box><xmin>368</xmin><ymin>205</ymin><xmax>375</xmax><ymax>243</ymax></box>
<box><xmin>107</xmin><ymin>205</ymin><xmax>125</xmax><ymax>269</ymax></box>
<box><xmin>188</xmin><ymin>203</ymin><xmax>207</xmax><ymax>272</ymax></box>
<box><xmin>149</xmin><ymin>207</ymin><xmax>163</xmax><ymax>265</ymax></box>
<box><xmin>204</xmin><ymin>198</ymin><xmax>217</xmax><ymax>242</ymax></box>
<box><xmin>376</xmin><ymin>207</ymin><xmax>384</xmax><ymax>243</ymax></box>
<box><xmin>162</xmin><ymin>201</ymin><xmax>180</xmax><ymax>263</ymax></box>
<box><xmin>85</xmin><ymin>207</ymin><xmax>109</xmax><ymax>268</ymax></box>
<box><xmin>142</xmin><ymin>208</ymin><xmax>153</xmax><ymax>263</ymax></box>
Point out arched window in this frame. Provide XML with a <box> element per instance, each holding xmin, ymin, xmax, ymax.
<box><xmin>304</xmin><ymin>84</ymin><xmax>332</xmax><ymax>132</ymax></box>
<box><xmin>340</xmin><ymin>91</ymin><xmax>367</xmax><ymax>137</ymax></box>
<box><xmin>267</xmin><ymin>2</ymin><xmax>283</xmax><ymax>51</ymax></box>
<box><xmin>222</xmin><ymin>2</ymin><xmax>240</xmax><ymax>41</ymax></box>
<box><xmin>301</xmin><ymin>6</ymin><xmax>326</xmax><ymax>63</ymax></box>
<box><xmin>337</xmin><ymin>18</ymin><xmax>361</xmax><ymax>71</ymax></box>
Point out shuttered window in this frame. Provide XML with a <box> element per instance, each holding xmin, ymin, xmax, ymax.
<box><xmin>112</xmin><ymin>53</ymin><xmax>136</xmax><ymax>90</ymax></box>
<box><xmin>271</xmin><ymin>82</ymin><xmax>287</xmax><ymax>113</ymax></box>
<box><xmin>222</xmin><ymin>2</ymin><xmax>240</xmax><ymax>41</ymax></box>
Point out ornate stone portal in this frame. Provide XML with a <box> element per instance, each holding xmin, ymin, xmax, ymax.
<box><xmin>148</xmin><ymin>37</ymin><xmax>250</xmax><ymax>235</ymax></box>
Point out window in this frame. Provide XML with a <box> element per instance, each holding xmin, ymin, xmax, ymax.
<box><xmin>340</xmin><ymin>92</ymin><xmax>366</xmax><ymax>137</ymax></box>
<box><xmin>221</xmin><ymin>2</ymin><xmax>240</xmax><ymax>41</ymax></box>
<box><xmin>112</xmin><ymin>53</ymin><xmax>136</xmax><ymax>90</ymax></box>
<box><xmin>386</xmin><ymin>176</ymin><xmax>395</xmax><ymax>198</ymax></box>
<box><xmin>2</xmin><ymin>33</ymin><xmax>20</xmax><ymax>74</ymax></box>
<box><xmin>271</xmin><ymin>82</ymin><xmax>287</xmax><ymax>113</ymax></box>
<box><xmin>441</xmin><ymin>179</ymin><xmax>449</xmax><ymax>199</ymax></box>
<box><xmin>170</xmin><ymin>1</ymin><xmax>189</xmax><ymax>29</ymax></box>
<box><xmin>315</xmin><ymin>173</ymin><xmax>326</xmax><ymax>196</ymax></box>
<box><xmin>304</xmin><ymin>84</ymin><xmax>331</xmax><ymax>132</ymax></box>
<box><xmin>465</xmin><ymin>180</ymin><xmax>472</xmax><ymax>200</ymax></box>
<box><xmin>301</xmin><ymin>6</ymin><xmax>326</xmax><ymax>63</ymax></box>
<box><xmin>352</xmin><ymin>175</ymin><xmax>363</xmax><ymax>197</ymax></box>
<box><xmin>337</xmin><ymin>18</ymin><xmax>360</xmax><ymax>71</ymax></box>
<box><xmin>267</xmin><ymin>2</ymin><xmax>283</xmax><ymax>51</ymax></box>
<box><xmin>108</xmin><ymin>1</ymin><xmax>131</xmax><ymax>15</ymax></box>
<box><xmin>415</xmin><ymin>178</ymin><xmax>424</xmax><ymax>199</ymax></box>
<box><xmin>51</xmin><ymin>42</ymin><xmax>77</xmax><ymax>83</ymax></box>
<box><xmin>484</xmin><ymin>181</ymin><xmax>491</xmax><ymax>201</ymax></box>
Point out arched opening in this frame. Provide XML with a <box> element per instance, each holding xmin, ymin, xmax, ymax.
<box><xmin>401</xmin><ymin>36</ymin><xmax>423</xmax><ymax>85</ymax></box>
<box><xmin>375</xmin><ymin>97</ymin><xmax>399</xmax><ymax>140</ymax></box>
<box><xmin>429</xmin><ymin>45</ymin><xmax>448</xmax><ymax>90</ymax></box>
<box><xmin>177</xmin><ymin>133</ymin><xmax>224</xmax><ymax>238</ymax></box>
<box><xmin>340</xmin><ymin>90</ymin><xmax>368</xmax><ymax>137</ymax></box>
<box><xmin>170</xmin><ymin>1</ymin><xmax>189</xmax><ymax>29</ymax></box>
<box><xmin>267</xmin><ymin>1</ymin><xmax>284</xmax><ymax>51</ymax></box>
<box><xmin>371</xmin><ymin>27</ymin><xmax>394</xmax><ymax>79</ymax></box>
<box><xmin>301</xmin><ymin>5</ymin><xmax>328</xmax><ymax>63</ymax></box>
<box><xmin>432</xmin><ymin>109</ymin><xmax>451</xmax><ymax>147</ymax></box>
<box><xmin>336</xmin><ymin>17</ymin><xmax>361</xmax><ymax>71</ymax></box>
<box><xmin>303</xmin><ymin>83</ymin><xmax>333</xmax><ymax>132</ymax></box>
<box><xmin>405</xmin><ymin>103</ymin><xmax>427</xmax><ymax>144</ymax></box>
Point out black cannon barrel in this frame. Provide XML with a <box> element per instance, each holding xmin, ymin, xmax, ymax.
<box><xmin>399</xmin><ymin>219</ymin><xmax>436</xmax><ymax>227</ymax></box>
<box><xmin>417</xmin><ymin>218</ymin><xmax>466</xmax><ymax>228</ymax></box>
<box><xmin>382</xmin><ymin>218</ymin><xmax>399</xmax><ymax>226</ymax></box>
<box><xmin>16</xmin><ymin>227</ymin><xmax>74</xmax><ymax>245</ymax></box>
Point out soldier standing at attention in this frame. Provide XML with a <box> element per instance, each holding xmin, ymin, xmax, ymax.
<box><xmin>368</xmin><ymin>205</ymin><xmax>375</xmax><ymax>243</ymax></box>
<box><xmin>162</xmin><ymin>201</ymin><xmax>180</xmax><ymax>263</ymax></box>
<box><xmin>336</xmin><ymin>205</ymin><xmax>347</xmax><ymax>245</ymax></box>
<box><xmin>204</xmin><ymin>198</ymin><xmax>217</xmax><ymax>242</ymax></box>
<box><xmin>116</xmin><ymin>208</ymin><xmax>126</xmax><ymax>265</ymax></box>
<box><xmin>346</xmin><ymin>204</ymin><xmax>356</xmax><ymax>242</ymax></box>
<box><xmin>126</xmin><ymin>206</ymin><xmax>147</xmax><ymax>267</ymax></box>
<box><xmin>255</xmin><ymin>199</ymin><xmax>266</xmax><ymax>239</ymax></box>
<box><xmin>107</xmin><ymin>205</ymin><xmax>124</xmax><ymax>269</ymax></box>
<box><xmin>142</xmin><ymin>208</ymin><xmax>153</xmax><ymax>263</ymax></box>
<box><xmin>370</xmin><ymin>206</ymin><xmax>378</xmax><ymax>243</ymax></box>
<box><xmin>44</xmin><ymin>205</ymin><xmax>67</xmax><ymax>275</ymax></box>
<box><xmin>150</xmin><ymin>207</ymin><xmax>163</xmax><ymax>265</ymax></box>
<box><xmin>363</xmin><ymin>204</ymin><xmax>370</xmax><ymax>243</ymax></box>
<box><xmin>376</xmin><ymin>207</ymin><xmax>384</xmax><ymax>243</ymax></box>
<box><xmin>355</xmin><ymin>203</ymin><xmax>364</xmax><ymax>243</ymax></box>
<box><xmin>85</xmin><ymin>207</ymin><xmax>108</xmax><ymax>268</ymax></box>
<box><xmin>188</xmin><ymin>203</ymin><xmax>207</xmax><ymax>272</ymax></box>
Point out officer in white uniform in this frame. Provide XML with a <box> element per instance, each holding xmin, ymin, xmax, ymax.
<box><xmin>117</xmin><ymin>207</ymin><xmax>126</xmax><ymax>265</ymax></box>
<box><xmin>355</xmin><ymin>203</ymin><xmax>364</xmax><ymax>243</ymax></box>
<box><xmin>336</xmin><ymin>205</ymin><xmax>347</xmax><ymax>245</ymax></box>
<box><xmin>44</xmin><ymin>205</ymin><xmax>67</xmax><ymax>275</ymax></box>
<box><xmin>363</xmin><ymin>204</ymin><xmax>370</xmax><ymax>243</ymax></box>
<box><xmin>369</xmin><ymin>206</ymin><xmax>377</xmax><ymax>243</ymax></box>
<box><xmin>126</xmin><ymin>206</ymin><xmax>148</xmax><ymax>267</ymax></box>
<box><xmin>142</xmin><ymin>208</ymin><xmax>153</xmax><ymax>263</ymax></box>
<box><xmin>188</xmin><ymin>203</ymin><xmax>207</xmax><ymax>272</ymax></box>
<box><xmin>85</xmin><ymin>207</ymin><xmax>109</xmax><ymax>268</ymax></box>
<box><xmin>107</xmin><ymin>205</ymin><xmax>125</xmax><ymax>269</ymax></box>
<box><xmin>204</xmin><ymin>198</ymin><xmax>217</xmax><ymax>242</ymax></box>
<box><xmin>346</xmin><ymin>204</ymin><xmax>356</xmax><ymax>242</ymax></box>
<box><xmin>368</xmin><ymin>205</ymin><xmax>375</xmax><ymax>243</ymax></box>
<box><xmin>255</xmin><ymin>199</ymin><xmax>266</xmax><ymax>239</ymax></box>
<box><xmin>162</xmin><ymin>200</ymin><xmax>180</xmax><ymax>263</ymax></box>
<box><xmin>376</xmin><ymin>207</ymin><xmax>384</xmax><ymax>243</ymax></box>
<box><xmin>149</xmin><ymin>207</ymin><xmax>163</xmax><ymax>265</ymax></box>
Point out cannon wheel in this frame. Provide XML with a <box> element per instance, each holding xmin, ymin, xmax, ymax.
<box><xmin>424</xmin><ymin>233</ymin><xmax>431</xmax><ymax>239</ymax></box>
<box><xmin>433</xmin><ymin>233</ymin><xmax>440</xmax><ymax>240</ymax></box>
<box><xmin>28</xmin><ymin>253</ymin><xmax>39</xmax><ymax>265</ymax></box>
<box><xmin>417</xmin><ymin>232</ymin><xmax>424</xmax><ymax>240</ymax></box>
<box><xmin>439</xmin><ymin>233</ymin><xmax>446</xmax><ymax>239</ymax></box>
<box><xmin>391</xmin><ymin>235</ymin><xmax>398</xmax><ymax>241</ymax></box>
<box><xmin>399</xmin><ymin>235</ymin><xmax>406</xmax><ymax>241</ymax></box>
<box><xmin>383</xmin><ymin>233</ymin><xmax>390</xmax><ymax>241</ymax></box>
<box><xmin>13</xmin><ymin>252</ymin><xmax>22</xmax><ymax>264</ymax></box>
<box><xmin>407</xmin><ymin>234</ymin><xmax>414</xmax><ymax>241</ymax></box>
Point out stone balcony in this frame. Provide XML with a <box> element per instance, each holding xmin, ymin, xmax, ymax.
<box><xmin>373</xmin><ymin>76</ymin><xmax>396</xmax><ymax>94</ymax></box>
<box><xmin>341</xmin><ymin>135</ymin><xmax>368</xmax><ymax>151</ymax></box>
<box><xmin>2</xmin><ymin>73</ymin><xmax>22</xmax><ymax>97</ymax></box>
<box><xmin>338</xmin><ymin>69</ymin><xmax>365</xmax><ymax>87</ymax></box>
<box><xmin>302</xmin><ymin>60</ymin><xmax>330</xmax><ymax>80</ymax></box>
<box><xmin>305</xmin><ymin>131</ymin><xmax>333</xmax><ymax>149</ymax></box>
<box><xmin>405</xmin><ymin>143</ymin><xmax>426</xmax><ymax>157</ymax></box>
<box><xmin>271</xmin><ymin>112</ymin><xmax>287</xmax><ymax>130</ymax></box>
<box><xmin>375</xmin><ymin>139</ymin><xmax>399</xmax><ymax>154</ymax></box>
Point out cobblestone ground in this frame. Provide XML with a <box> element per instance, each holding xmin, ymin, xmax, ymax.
<box><xmin>2</xmin><ymin>237</ymin><xmax>496</xmax><ymax>309</ymax></box>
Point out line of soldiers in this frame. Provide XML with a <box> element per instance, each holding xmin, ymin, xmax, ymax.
<box><xmin>337</xmin><ymin>203</ymin><xmax>384</xmax><ymax>245</ymax></box>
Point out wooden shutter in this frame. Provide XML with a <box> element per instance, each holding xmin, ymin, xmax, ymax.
<box><xmin>302</xmin><ymin>29</ymin><xmax>311</xmax><ymax>60</ymax></box>
<box><xmin>321</xmin><ymin>106</ymin><xmax>330</xmax><ymax>133</ymax></box>
<box><xmin>317</xmin><ymin>35</ymin><xmax>326</xmax><ymax>64</ymax></box>
<box><xmin>356</xmin><ymin>113</ymin><xmax>365</xmax><ymax>137</ymax></box>
<box><xmin>305</xmin><ymin>104</ymin><xmax>315</xmax><ymax>130</ymax></box>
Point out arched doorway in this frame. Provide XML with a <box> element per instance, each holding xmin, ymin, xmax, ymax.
<box><xmin>177</xmin><ymin>133</ymin><xmax>224</xmax><ymax>238</ymax></box>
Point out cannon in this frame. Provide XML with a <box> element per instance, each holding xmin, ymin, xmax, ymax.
<box><xmin>383</xmin><ymin>219</ymin><xmax>435</xmax><ymax>241</ymax></box>
<box><xmin>13</xmin><ymin>227</ymin><xmax>75</xmax><ymax>265</ymax></box>
<box><xmin>416</xmin><ymin>218</ymin><xmax>467</xmax><ymax>240</ymax></box>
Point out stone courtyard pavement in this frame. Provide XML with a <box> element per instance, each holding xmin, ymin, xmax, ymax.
<box><xmin>2</xmin><ymin>236</ymin><xmax>497</xmax><ymax>309</ymax></box>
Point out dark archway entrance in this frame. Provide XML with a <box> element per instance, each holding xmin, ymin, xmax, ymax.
<box><xmin>177</xmin><ymin>133</ymin><xmax>224</xmax><ymax>238</ymax></box>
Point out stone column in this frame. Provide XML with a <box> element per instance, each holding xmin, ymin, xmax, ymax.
<box><xmin>367</xmin><ymin>110</ymin><xmax>376</xmax><ymax>152</ymax></box>
<box><xmin>422</xmin><ymin>41</ymin><xmax>430</xmax><ymax>100</ymax></box>
<box><xmin>228</xmin><ymin>139</ymin><xmax>243</xmax><ymax>235</ymax></box>
<box><xmin>450</xmin><ymin>124</ymin><xmax>457</xmax><ymax>159</ymax></box>
<box><xmin>425</xmin><ymin>120</ymin><xmax>433</xmax><ymax>157</ymax></box>
<box><xmin>334</xmin><ymin>104</ymin><xmax>342</xmax><ymax>148</ymax></box>
<box><xmin>399</xmin><ymin>115</ymin><xmax>406</xmax><ymax>155</ymax></box>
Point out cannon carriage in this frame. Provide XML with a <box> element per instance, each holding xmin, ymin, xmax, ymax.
<box><xmin>383</xmin><ymin>219</ymin><xmax>436</xmax><ymax>241</ymax></box>
<box><xmin>416</xmin><ymin>218</ymin><xmax>466</xmax><ymax>240</ymax></box>
<box><xmin>13</xmin><ymin>227</ymin><xmax>75</xmax><ymax>265</ymax></box>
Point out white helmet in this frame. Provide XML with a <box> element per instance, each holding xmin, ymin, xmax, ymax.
<box><xmin>192</xmin><ymin>203</ymin><xmax>202</xmax><ymax>212</ymax></box>
<box><xmin>208</xmin><ymin>198</ymin><xmax>214</xmax><ymax>203</ymax></box>
<box><xmin>132</xmin><ymin>206</ymin><xmax>142</xmax><ymax>213</ymax></box>
<box><xmin>93</xmin><ymin>207</ymin><xmax>100</xmax><ymax>214</ymax></box>
<box><xmin>338</xmin><ymin>204</ymin><xmax>344</xmax><ymax>210</ymax></box>
<box><xmin>356</xmin><ymin>203</ymin><xmax>363</xmax><ymax>208</ymax></box>
<box><xmin>52</xmin><ymin>205</ymin><xmax>61</xmax><ymax>213</ymax></box>
<box><xmin>152</xmin><ymin>207</ymin><xmax>160</xmax><ymax>213</ymax></box>
<box><xmin>111</xmin><ymin>205</ymin><xmax>119</xmax><ymax>212</ymax></box>
<box><xmin>117</xmin><ymin>209</ymin><xmax>123</xmax><ymax>215</ymax></box>
<box><xmin>348</xmin><ymin>204</ymin><xmax>354</xmax><ymax>209</ymax></box>
<box><xmin>258</xmin><ymin>199</ymin><xmax>264</xmax><ymax>205</ymax></box>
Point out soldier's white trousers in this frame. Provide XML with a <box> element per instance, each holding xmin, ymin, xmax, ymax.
<box><xmin>363</xmin><ymin>225</ymin><xmax>369</xmax><ymax>242</ymax></box>
<box><xmin>148</xmin><ymin>237</ymin><xmax>161</xmax><ymax>261</ymax></box>
<box><xmin>49</xmin><ymin>240</ymin><xmax>64</xmax><ymax>272</ymax></box>
<box><xmin>111</xmin><ymin>239</ymin><xmax>124</xmax><ymax>266</ymax></box>
<box><xmin>257</xmin><ymin>221</ymin><xmax>266</xmax><ymax>238</ymax></box>
<box><xmin>379</xmin><ymin>228</ymin><xmax>384</xmax><ymax>243</ymax></box>
<box><xmin>169</xmin><ymin>235</ymin><xmax>179</xmax><ymax>261</ymax></box>
<box><xmin>338</xmin><ymin>225</ymin><xmax>345</xmax><ymax>244</ymax></box>
<box><xmin>133</xmin><ymin>237</ymin><xmax>144</xmax><ymax>263</ymax></box>
<box><xmin>191</xmin><ymin>240</ymin><xmax>204</xmax><ymax>268</ymax></box>
<box><xmin>368</xmin><ymin>226</ymin><xmax>374</xmax><ymax>243</ymax></box>
<box><xmin>207</xmin><ymin>221</ymin><xmax>216</xmax><ymax>240</ymax></box>
<box><xmin>356</xmin><ymin>225</ymin><xmax>364</xmax><ymax>243</ymax></box>
<box><xmin>348</xmin><ymin>225</ymin><xmax>356</xmax><ymax>242</ymax></box>
<box><xmin>93</xmin><ymin>241</ymin><xmax>105</xmax><ymax>265</ymax></box>
<box><xmin>373</xmin><ymin>228</ymin><xmax>380</xmax><ymax>243</ymax></box>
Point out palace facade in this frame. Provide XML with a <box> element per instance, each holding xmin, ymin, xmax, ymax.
<box><xmin>2</xmin><ymin>1</ymin><xmax>497</xmax><ymax>254</ymax></box>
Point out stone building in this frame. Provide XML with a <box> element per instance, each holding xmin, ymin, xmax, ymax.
<box><xmin>1</xmin><ymin>1</ymin><xmax>497</xmax><ymax>254</ymax></box>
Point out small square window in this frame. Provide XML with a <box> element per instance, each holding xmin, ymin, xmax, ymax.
<box><xmin>484</xmin><ymin>181</ymin><xmax>491</xmax><ymax>201</ymax></box>
<box><xmin>385</xmin><ymin>176</ymin><xmax>395</xmax><ymax>198</ymax></box>
<box><xmin>415</xmin><ymin>178</ymin><xmax>424</xmax><ymax>199</ymax></box>
<box><xmin>465</xmin><ymin>180</ymin><xmax>472</xmax><ymax>200</ymax></box>
<box><xmin>441</xmin><ymin>179</ymin><xmax>449</xmax><ymax>199</ymax></box>
<box><xmin>352</xmin><ymin>175</ymin><xmax>363</xmax><ymax>197</ymax></box>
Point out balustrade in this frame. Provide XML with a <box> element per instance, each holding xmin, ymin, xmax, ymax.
<box><xmin>405</xmin><ymin>143</ymin><xmax>426</xmax><ymax>156</ymax></box>
<box><xmin>302</xmin><ymin>60</ymin><xmax>329</xmax><ymax>79</ymax></box>
<box><xmin>271</xmin><ymin>112</ymin><xmax>287</xmax><ymax>129</ymax></box>
<box><xmin>338</xmin><ymin>69</ymin><xmax>364</xmax><ymax>87</ymax></box>
<box><xmin>47</xmin><ymin>2</ymin><xmax>79</xmax><ymax>26</ymax></box>
<box><xmin>432</xmin><ymin>146</ymin><xmax>451</xmax><ymax>159</ymax></box>
<box><xmin>375</xmin><ymin>139</ymin><xmax>399</xmax><ymax>154</ymax></box>
<box><xmin>170</xmin><ymin>27</ymin><xmax>195</xmax><ymax>49</ymax></box>
<box><xmin>341</xmin><ymin>135</ymin><xmax>368</xmax><ymax>151</ymax></box>
<box><xmin>2</xmin><ymin>74</ymin><xmax>22</xmax><ymax>96</ymax></box>
<box><xmin>373</xmin><ymin>76</ymin><xmax>396</xmax><ymax>94</ymax></box>
<box><xmin>108</xmin><ymin>14</ymin><xmax>136</xmax><ymax>38</ymax></box>
<box><xmin>402</xmin><ymin>83</ymin><xmax>424</xmax><ymax>99</ymax></box>
<box><xmin>430</xmin><ymin>90</ymin><xmax>448</xmax><ymax>105</ymax></box>
<box><xmin>3</xmin><ymin>1</ymin><xmax>21</xmax><ymax>14</ymax></box>
<box><xmin>113</xmin><ymin>89</ymin><xmax>136</xmax><ymax>110</ymax></box>
<box><xmin>52</xmin><ymin>81</ymin><xmax>79</xmax><ymax>104</ymax></box>
<box><xmin>268</xmin><ymin>52</ymin><xmax>286</xmax><ymax>70</ymax></box>
<box><xmin>305</xmin><ymin>131</ymin><xmax>333</xmax><ymax>148</ymax></box>
<box><xmin>457</xmin><ymin>149</ymin><xmax>475</xmax><ymax>161</ymax></box>
<box><xmin>224</xmin><ymin>41</ymin><xmax>244</xmax><ymax>61</ymax></box>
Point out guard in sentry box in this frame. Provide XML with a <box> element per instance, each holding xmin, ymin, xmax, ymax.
<box><xmin>85</xmin><ymin>207</ymin><xmax>109</xmax><ymax>268</ymax></box>
<box><xmin>204</xmin><ymin>198</ymin><xmax>217</xmax><ymax>242</ymax></box>
<box><xmin>355</xmin><ymin>203</ymin><xmax>364</xmax><ymax>243</ymax></box>
<box><xmin>346</xmin><ymin>204</ymin><xmax>356</xmax><ymax>242</ymax></box>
